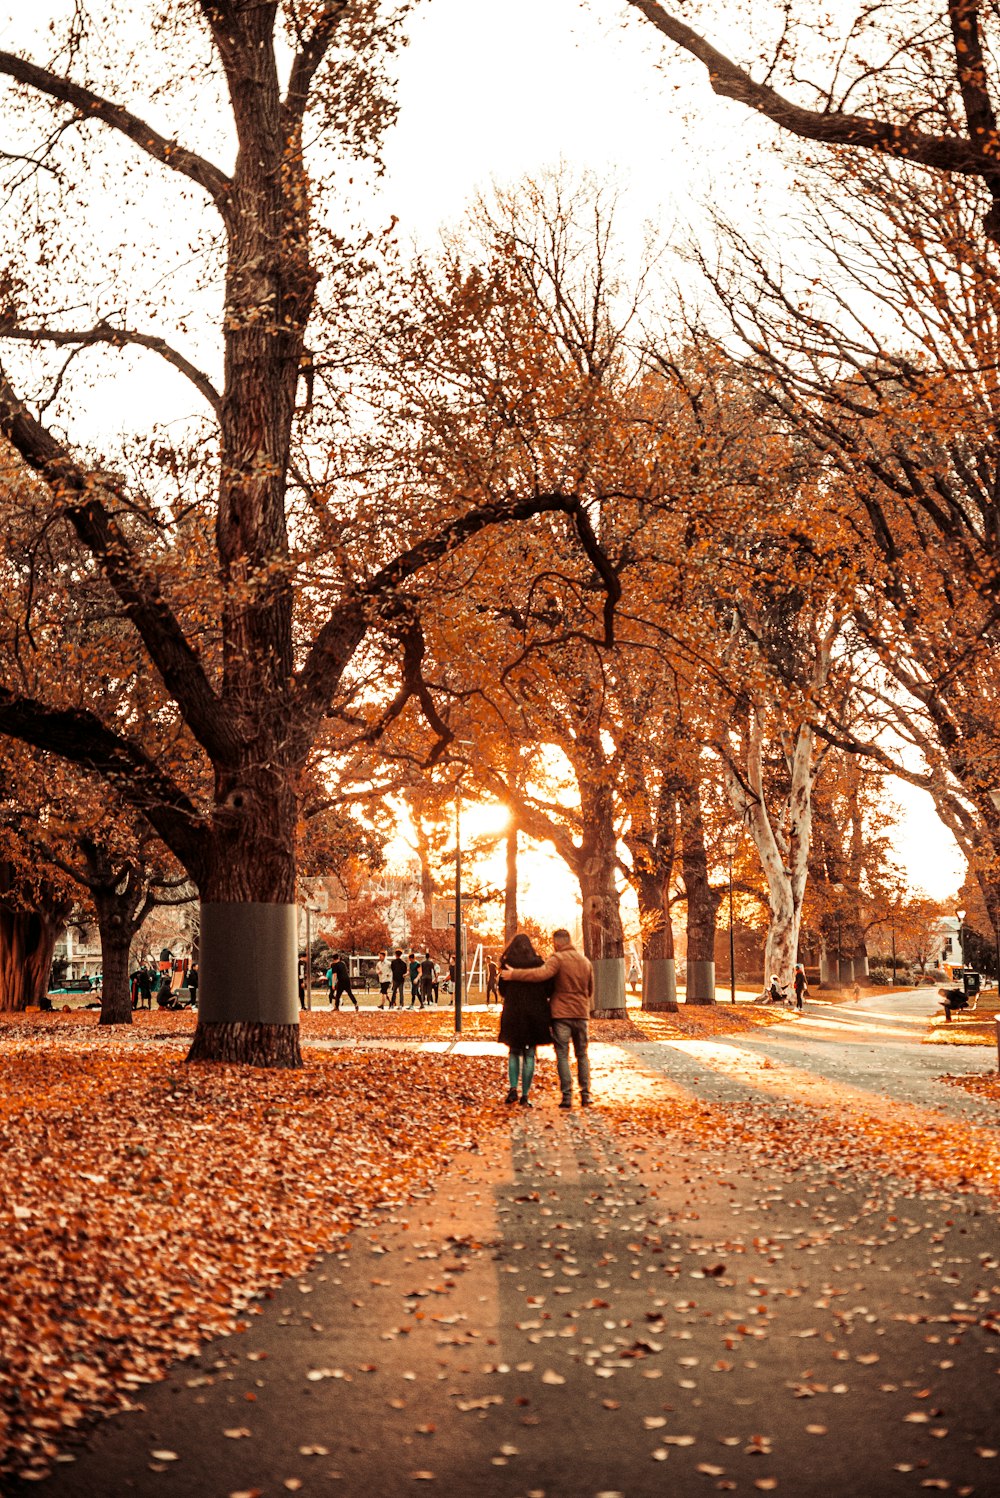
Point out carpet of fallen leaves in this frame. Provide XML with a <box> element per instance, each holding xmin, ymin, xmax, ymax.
<box><xmin>611</xmin><ymin>1083</ymin><xmax>1000</xmax><ymax>1204</ymax></box>
<box><xmin>925</xmin><ymin>1015</ymin><xmax>1000</xmax><ymax>1046</ymax></box>
<box><xmin>945</xmin><ymin>1072</ymin><xmax>1000</xmax><ymax>1105</ymax></box>
<box><xmin>0</xmin><ymin>1029</ymin><xmax>508</xmax><ymax>1480</ymax></box>
<box><xmin>0</xmin><ymin>1000</ymin><xmax>793</xmax><ymax>1478</ymax></box>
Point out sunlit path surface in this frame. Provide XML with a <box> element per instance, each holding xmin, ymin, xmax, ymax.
<box><xmin>33</xmin><ymin>1016</ymin><xmax>1000</xmax><ymax>1498</ymax></box>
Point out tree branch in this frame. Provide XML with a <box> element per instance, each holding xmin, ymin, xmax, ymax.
<box><xmin>0</xmin><ymin>690</ymin><xmax>209</xmax><ymax>877</ymax></box>
<box><xmin>628</xmin><ymin>2</ymin><xmax>994</xmax><ymax>177</ymax></box>
<box><xmin>292</xmin><ymin>491</ymin><xmax>618</xmax><ymax>747</ymax></box>
<box><xmin>0</xmin><ymin>48</ymin><xmax>233</xmax><ymax>223</ymax></box>
<box><xmin>284</xmin><ymin>1</ymin><xmax>350</xmax><ymax>125</ymax></box>
<box><xmin>0</xmin><ymin>322</ymin><xmax>221</xmax><ymax>414</ymax></box>
<box><xmin>0</xmin><ymin>365</ymin><xmax>239</xmax><ymax>764</ymax></box>
<box><xmin>948</xmin><ymin>2</ymin><xmax>1000</xmax><ymax>157</ymax></box>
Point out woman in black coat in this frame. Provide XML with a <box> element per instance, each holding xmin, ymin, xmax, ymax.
<box><xmin>498</xmin><ymin>933</ymin><xmax>555</xmax><ymax>1107</ymax></box>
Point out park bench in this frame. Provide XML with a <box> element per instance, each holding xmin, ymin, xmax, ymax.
<box><xmin>938</xmin><ymin>968</ymin><xmax>982</xmax><ymax>1022</ymax></box>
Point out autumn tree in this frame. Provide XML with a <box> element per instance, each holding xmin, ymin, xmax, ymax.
<box><xmin>670</xmin><ymin>107</ymin><xmax>1000</xmax><ymax>959</ymax></box>
<box><xmin>0</xmin><ymin>3</ymin><xmax>612</xmax><ymax>1066</ymax></box>
<box><xmin>361</xmin><ymin>170</ymin><xmax>637</xmax><ymax>1014</ymax></box>
<box><xmin>9</xmin><ymin>800</ymin><xmax>193</xmax><ymax>1025</ymax></box>
<box><xmin>626</xmin><ymin>1</ymin><xmax>1000</xmax><ymax>947</ymax></box>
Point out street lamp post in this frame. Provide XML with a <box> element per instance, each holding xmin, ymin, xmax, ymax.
<box><xmin>304</xmin><ymin>903</ymin><xmax>311</xmax><ymax>1010</ymax></box>
<box><xmin>891</xmin><ymin>924</ymin><xmax>896</xmax><ymax>987</ymax></box>
<box><xmin>956</xmin><ymin>907</ymin><xmax>966</xmax><ymax>973</ymax></box>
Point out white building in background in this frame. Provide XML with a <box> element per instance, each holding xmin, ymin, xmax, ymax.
<box><xmin>51</xmin><ymin>919</ymin><xmax>102</xmax><ymax>981</ymax></box>
<box><xmin>935</xmin><ymin>915</ymin><xmax>965</xmax><ymax>972</ymax></box>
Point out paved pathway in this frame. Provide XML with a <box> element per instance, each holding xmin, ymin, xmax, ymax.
<box><xmin>15</xmin><ymin>1001</ymin><xmax>1000</xmax><ymax>1498</ymax></box>
<box><xmin>614</xmin><ymin>992</ymin><xmax>999</xmax><ymax>1127</ymax></box>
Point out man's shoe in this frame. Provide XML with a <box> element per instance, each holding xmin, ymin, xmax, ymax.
<box><xmin>559</xmin><ymin>1099</ymin><xmax>573</xmax><ymax>1110</ymax></box>
<box><xmin>519</xmin><ymin>1096</ymin><xmax>532</xmax><ymax>1108</ymax></box>
<box><xmin>581</xmin><ymin>1095</ymin><xmax>593</xmax><ymax>1107</ymax></box>
<box><xmin>504</xmin><ymin>1088</ymin><xmax>518</xmax><ymax>1105</ymax></box>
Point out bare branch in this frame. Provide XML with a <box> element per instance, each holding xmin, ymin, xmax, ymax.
<box><xmin>293</xmin><ymin>491</ymin><xmax>618</xmax><ymax>743</ymax></box>
<box><xmin>285</xmin><ymin>0</ymin><xmax>350</xmax><ymax>125</ymax></box>
<box><xmin>1</xmin><ymin>322</ymin><xmax>221</xmax><ymax>414</ymax></box>
<box><xmin>627</xmin><ymin>2</ymin><xmax>996</xmax><ymax>177</ymax></box>
<box><xmin>0</xmin><ymin>689</ymin><xmax>209</xmax><ymax>876</ymax></box>
<box><xmin>0</xmin><ymin>48</ymin><xmax>233</xmax><ymax>222</ymax></box>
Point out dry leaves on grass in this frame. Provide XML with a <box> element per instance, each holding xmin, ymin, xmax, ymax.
<box><xmin>297</xmin><ymin>1004</ymin><xmax>787</xmax><ymax>1045</ymax></box>
<box><xmin>623</xmin><ymin>1007</ymin><xmax>788</xmax><ymax>1041</ymax></box>
<box><xmin>924</xmin><ymin>1019</ymin><xmax>998</xmax><ymax>1047</ymax></box>
<box><xmin>0</xmin><ymin>1032</ymin><xmax>506</xmax><ymax>1480</ymax></box>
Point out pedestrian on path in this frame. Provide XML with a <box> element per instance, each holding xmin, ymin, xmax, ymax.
<box><xmin>497</xmin><ymin>933</ymin><xmax>554</xmax><ymax>1107</ymax></box>
<box><xmin>419</xmin><ymin>951</ymin><xmax>437</xmax><ymax>1008</ymax></box>
<box><xmin>330</xmin><ymin>953</ymin><xmax>359</xmax><ymax>1011</ymax></box>
<box><xmin>486</xmin><ymin>955</ymin><xmax>499</xmax><ymax>1004</ymax></box>
<box><xmin>376</xmin><ymin>951</ymin><xmax>392</xmax><ymax>1009</ymax></box>
<box><xmin>389</xmin><ymin>949</ymin><xmax>407</xmax><ymax>1009</ymax></box>
<box><xmin>407</xmin><ymin>952</ymin><xmax>420</xmax><ymax>1008</ymax></box>
<box><xmin>502</xmin><ymin>927</ymin><xmax>594</xmax><ymax>1108</ymax></box>
<box><xmin>793</xmin><ymin>963</ymin><xmax>808</xmax><ymax>1011</ymax></box>
<box><xmin>131</xmin><ymin>965</ymin><xmax>152</xmax><ymax>1010</ymax></box>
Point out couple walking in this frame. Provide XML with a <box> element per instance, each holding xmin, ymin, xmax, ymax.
<box><xmin>499</xmin><ymin>928</ymin><xmax>593</xmax><ymax>1110</ymax></box>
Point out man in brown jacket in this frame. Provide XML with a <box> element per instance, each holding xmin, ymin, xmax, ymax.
<box><xmin>501</xmin><ymin>928</ymin><xmax>594</xmax><ymax>1108</ymax></box>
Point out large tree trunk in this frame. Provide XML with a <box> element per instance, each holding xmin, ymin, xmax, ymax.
<box><xmin>187</xmin><ymin>782</ymin><xmax>302</xmax><ymax>1068</ymax></box>
<box><xmin>94</xmin><ymin>901</ymin><xmax>133</xmax><ymax>1026</ymax></box>
<box><xmin>680</xmin><ymin>783</ymin><xmax>720</xmax><ymax>1005</ymax></box>
<box><xmin>637</xmin><ymin>869</ymin><xmax>677</xmax><ymax>1012</ymax></box>
<box><xmin>0</xmin><ymin>863</ymin><xmax>70</xmax><ymax>1010</ymax></box>
<box><xmin>504</xmin><ymin>819</ymin><xmax>519</xmax><ymax>942</ymax></box>
<box><xmin>0</xmin><ymin>908</ymin><xmax>61</xmax><ymax>1010</ymax></box>
<box><xmin>724</xmin><ymin>706</ymin><xmax>815</xmax><ymax>998</ymax></box>
<box><xmin>579</xmin><ymin>786</ymin><xmax>626</xmax><ymax>1019</ymax></box>
<box><xmin>764</xmin><ymin>897</ymin><xmax>801</xmax><ymax>991</ymax></box>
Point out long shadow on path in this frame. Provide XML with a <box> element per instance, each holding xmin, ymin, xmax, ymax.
<box><xmin>20</xmin><ymin>1060</ymin><xmax>1000</xmax><ymax>1498</ymax></box>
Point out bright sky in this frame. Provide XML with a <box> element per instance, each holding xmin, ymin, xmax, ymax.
<box><xmin>0</xmin><ymin>0</ymin><xmax>968</xmax><ymax>904</ymax></box>
<box><xmin>378</xmin><ymin>0</ymin><xmax>785</xmax><ymax>249</ymax></box>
